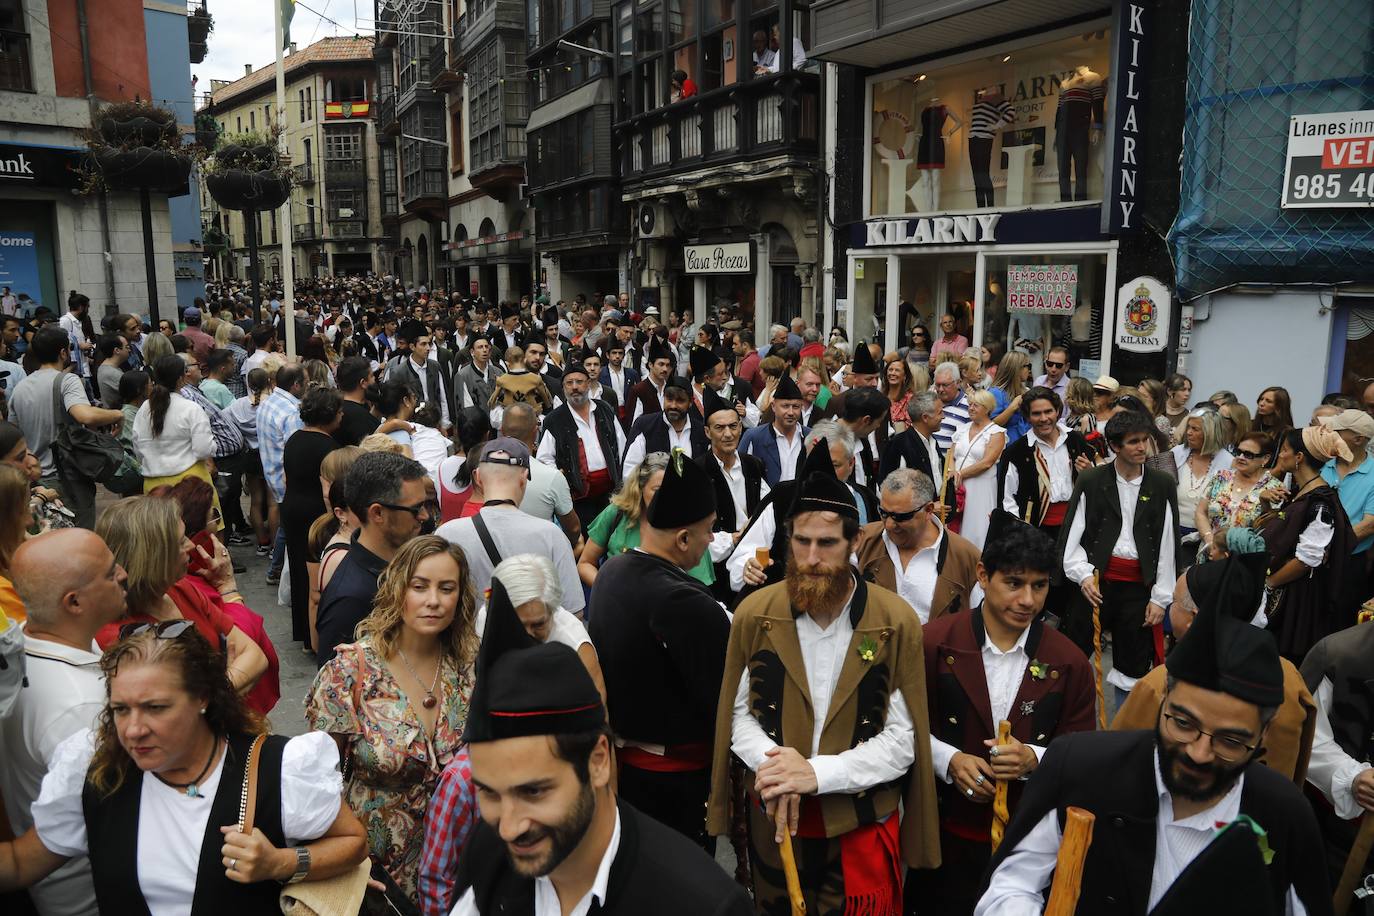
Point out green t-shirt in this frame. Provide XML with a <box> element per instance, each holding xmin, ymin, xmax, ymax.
<box><xmin>587</xmin><ymin>503</ymin><xmax>716</xmax><ymax>586</ymax></box>
<box><xmin>199</xmin><ymin>378</ymin><xmax>234</xmax><ymax>410</ymax></box>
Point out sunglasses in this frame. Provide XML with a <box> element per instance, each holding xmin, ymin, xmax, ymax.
<box><xmin>1234</xmin><ymin>449</ymin><xmax>1264</xmax><ymax>460</ymax></box>
<box><xmin>1043</xmin><ymin>360</ymin><xmax>1065</xmax><ymax>368</ymax></box>
<box><xmin>119</xmin><ymin>619</ymin><xmax>196</xmax><ymax>641</ymax></box>
<box><xmin>878</xmin><ymin>504</ymin><xmax>928</xmax><ymax>523</ymax></box>
<box><xmin>376</xmin><ymin>500</ymin><xmax>431</xmax><ymax>519</ymax></box>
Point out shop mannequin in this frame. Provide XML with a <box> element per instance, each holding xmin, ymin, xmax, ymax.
<box><xmin>908</xmin><ymin>98</ymin><xmax>963</xmax><ymax>212</ymax></box>
<box><xmin>969</xmin><ymin>87</ymin><xmax>1015</xmax><ymax>207</ymax></box>
<box><xmin>1055</xmin><ymin>65</ymin><xmax>1105</xmax><ymax>201</ymax></box>
<box><xmin>873</xmin><ymin>108</ymin><xmax>917</xmax><ymax>214</ymax></box>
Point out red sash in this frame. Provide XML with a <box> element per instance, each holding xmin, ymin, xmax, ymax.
<box><xmin>1104</xmin><ymin>556</ymin><xmax>1144</xmax><ymax>583</ymax></box>
<box><xmin>796</xmin><ymin>799</ymin><xmax>903</xmax><ymax>915</ymax></box>
<box><xmin>617</xmin><ymin>741</ymin><xmax>711</xmax><ymax>773</ymax></box>
<box><xmin>1041</xmin><ymin>501</ymin><xmax>1068</xmax><ymax>527</ymax></box>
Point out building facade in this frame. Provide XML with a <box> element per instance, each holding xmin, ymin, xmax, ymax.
<box><xmin>0</xmin><ymin>0</ymin><xmax>197</xmax><ymax>317</ymax></box>
<box><xmin>204</xmin><ymin>36</ymin><xmax>384</xmax><ymax>283</ymax></box>
<box><xmin>814</xmin><ymin>0</ymin><xmax>1187</xmax><ymax>384</ymax></box>
<box><xmin>613</xmin><ymin>0</ymin><xmax>821</xmax><ymax>330</ymax></box>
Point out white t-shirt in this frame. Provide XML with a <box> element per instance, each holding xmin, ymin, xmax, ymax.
<box><xmin>521</xmin><ymin>458</ymin><xmax>575</xmax><ymax>523</ymax></box>
<box><xmin>0</xmin><ymin>633</ymin><xmax>105</xmax><ymax>915</ymax></box>
<box><xmin>33</xmin><ymin>729</ymin><xmax>343</xmax><ymax>916</ymax></box>
<box><xmin>410</xmin><ymin>423</ymin><xmax>452</xmax><ymax>483</ymax></box>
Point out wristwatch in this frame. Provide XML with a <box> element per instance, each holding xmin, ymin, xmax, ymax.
<box><xmin>282</xmin><ymin>846</ymin><xmax>311</xmax><ymax>885</ymax></box>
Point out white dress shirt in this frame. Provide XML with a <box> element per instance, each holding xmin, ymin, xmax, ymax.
<box><xmin>622</xmin><ymin>419</ymin><xmax>694</xmax><ymax>478</ymax></box>
<box><xmin>928</xmin><ymin>624</ymin><xmax>1047</xmax><ymax>783</ymax></box>
<box><xmin>450</xmin><ymin>810</ymin><xmax>622</xmax><ymax>916</ymax></box>
<box><xmin>881</xmin><ymin>528</ymin><xmax>943</xmax><ymax>625</ymax></box>
<box><xmin>730</xmin><ymin>578</ymin><xmax>916</xmax><ymax>794</ymax></box>
<box><xmin>729</xmin><ymin>502</ymin><xmax>777</xmax><ymax>592</ymax></box>
<box><xmin>775</xmin><ymin>426</ymin><xmax>803</xmax><ymax>483</ymax></box>
<box><xmin>1001</xmin><ymin>426</ymin><xmax>1076</xmax><ymax>514</ymax></box>
<box><xmin>975</xmin><ymin>753</ymin><xmax>1307</xmax><ymax>915</ymax></box>
<box><xmin>606</xmin><ymin>365</ymin><xmax>629</xmax><ymax>402</ymax></box>
<box><xmin>1061</xmin><ymin>470</ymin><xmax>1175</xmax><ymax>691</ymax></box>
<box><xmin>1305</xmin><ymin>675</ymin><xmax>1373</xmax><ymax>820</ymax></box>
<box><xmin>536</xmin><ymin>405</ymin><xmax>627</xmax><ymax>474</ymax></box>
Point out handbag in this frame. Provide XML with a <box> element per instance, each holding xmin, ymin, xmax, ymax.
<box><xmin>49</xmin><ymin>371</ymin><xmax>123</xmax><ymax>483</ymax></box>
<box><xmin>238</xmin><ymin>734</ymin><xmax>372</xmax><ymax>916</ymax></box>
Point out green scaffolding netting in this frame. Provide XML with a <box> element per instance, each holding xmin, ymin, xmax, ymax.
<box><xmin>1167</xmin><ymin>0</ymin><xmax>1374</xmax><ymax>300</ymax></box>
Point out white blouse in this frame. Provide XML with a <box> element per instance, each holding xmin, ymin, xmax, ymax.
<box><xmin>32</xmin><ymin>729</ymin><xmax>343</xmax><ymax>916</ymax></box>
<box><xmin>132</xmin><ymin>394</ymin><xmax>214</xmax><ymax>478</ymax></box>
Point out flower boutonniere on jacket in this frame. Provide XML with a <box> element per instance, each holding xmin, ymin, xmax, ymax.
<box><xmin>1028</xmin><ymin>658</ymin><xmax>1049</xmax><ymax>680</ymax></box>
<box><xmin>857</xmin><ymin>636</ymin><xmax>878</xmax><ymax>664</ymax></box>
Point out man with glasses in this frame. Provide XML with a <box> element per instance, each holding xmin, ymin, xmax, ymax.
<box><xmin>314</xmin><ymin>451</ymin><xmax>430</xmax><ymax>667</ymax></box>
<box><xmin>912</xmin><ymin>524</ymin><xmax>1094</xmax><ymax>916</ymax></box>
<box><xmin>437</xmin><ymin>438</ymin><xmax>584</xmax><ymax>619</ymax></box>
<box><xmin>979</xmin><ymin>552</ymin><xmax>1330</xmax><ymax>916</ymax></box>
<box><xmin>854</xmin><ymin>467</ymin><xmax>980</xmax><ymax>625</ymax></box>
<box><xmin>1031</xmin><ymin>345</ymin><xmax>1071</xmax><ymax>415</ymax></box>
<box><xmin>933</xmin><ymin>362</ymin><xmax>970</xmax><ymax>455</ymax></box>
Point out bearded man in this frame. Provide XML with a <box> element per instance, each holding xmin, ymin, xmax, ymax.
<box><xmin>707</xmin><ymin>440</ymin><xmax>941</xmax><ymax>914</ymax></box>
<box><xmin>536</xmin><ymin>363</ymin><xmax>627</xmax><ymax>530</ymax></box>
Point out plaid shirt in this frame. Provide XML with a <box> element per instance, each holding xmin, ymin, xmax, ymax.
<box><xmin>223</xmin><ymin>343</ymin><xmax>249</xmax><ymax>398</ymax></box>
<box><xmin>257</xmin><ymin>388</ymin><xmax>303</xmax><ymax>503</ymax></box>
<box><xmin>418</xmin><ymin>749</ymin><xmax>477</xmax><ymax>916</ymax></box>
<box><xmin>180</xmin><ymin>383</ymin><xmax>244</xmax><ymax>459</ymax></box>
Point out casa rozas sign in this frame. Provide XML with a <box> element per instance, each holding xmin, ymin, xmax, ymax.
<box><xmin>684</xmin><ymin>243</ymin><xmax>752</xmax><ymax>274</ymax></box>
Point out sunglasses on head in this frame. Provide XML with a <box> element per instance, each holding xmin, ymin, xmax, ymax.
<box><xmin>119</xmin><ymin>619</ymin><xmax>196</xmax><ymax>641</ymax></box>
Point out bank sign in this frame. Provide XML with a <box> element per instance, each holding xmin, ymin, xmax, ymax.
<box><xmin>0</xmin><ymin>143</ymin><xmax>83</xmax><ymax>190</ymax></box>
<box><xmin>684</xmin><ymin>242</ymin><xmax>752</xmax><ymax>274</ymax></box>
<box><xmin>1282</xmin><ymin>110</ymin><xmax>1374</xmax><ymax>208</ymax></box>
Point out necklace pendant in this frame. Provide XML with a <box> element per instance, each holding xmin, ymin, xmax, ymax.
<box><xmin>186</xmin><ymin>784</ymin><xmax>200</xmax><ymax>798</ymax></box>
<box><xmin>422</xmin><ymin>694</ymin><xmax>438</xmax><ymax>709</ymax></box>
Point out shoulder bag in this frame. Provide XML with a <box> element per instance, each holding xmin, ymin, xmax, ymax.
<box><xmin>239</xmin><ymin>734</ymin><xmax>372</xmax><ymax>916</ymax></box>
<box><xmin>49</xmin><ymin>371</ymin><xmax>123</xmax><ymax>483</ymax></box>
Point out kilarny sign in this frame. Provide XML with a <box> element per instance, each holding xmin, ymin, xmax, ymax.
<box><xmin>1101</xmin><ymin>1</ymin><xmax>1149</xmax><ymax>232</ymax></box>
<box><xmin>1281</xmin><ymin>110</ymin><xmax>1374</xmax><ymax>208</ymax></box>
<box><xmin>1115</xmin><ymin>275</ymin><xmax>1171</xmax><ymax>353</ymax></box>
<box><xmin>863</xmin><ymin>213</ymin><xmax>1001</xmax><ymax>246</ymax></box>
<box><xmin>684</xmin><ymin>242</ymin><xmax>752</xmax><ymax>274</ymax></box>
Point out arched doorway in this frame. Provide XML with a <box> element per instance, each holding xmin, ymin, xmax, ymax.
<box><xmin>477</xmin><ymin>218</ymin><xmax>498</xmax><ymax>300</ymax></box>
<box><xmin>417</xmin><ymin>235</ymin><xmax>430</xmax><ymax>287</ymax></box>
<box><xmin>765</xmin><ymin>222</ymin><xmax>801</xmax><ymax>326</ymax></box>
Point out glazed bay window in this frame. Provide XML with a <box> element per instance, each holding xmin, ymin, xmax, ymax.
<box><xmin>635</xmin><ymin>6</ymin><xmax>664</xmax><ymax>112</ymax></box>
<box><xmin>867</xmin><ymin>27</ymin><xmax>1111</xmax><ymax>218</ymax></box>
<box><xmin>0</xmin><ymin>0</ymin><xmax>32</xmax><ymax>92</ymax></box>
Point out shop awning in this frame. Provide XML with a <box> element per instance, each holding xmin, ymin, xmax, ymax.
<box><xmin>525</xmin><ymin>81</ymin><xmax>613</xmax><ymax>134</ymax></box>
<box><xmin>810</xmin><ymin>0</ymin><xmax>1109</xmax><ymax>69</ymax></box>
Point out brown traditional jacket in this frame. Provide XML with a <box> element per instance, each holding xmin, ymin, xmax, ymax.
<box><xmin>853</xmin><ymin>520</ymin><xmax>981</xmax><ymax>623</ymax></box>
<box><xmin>1111</xmin><ymin>658</ymin><xmax>1316</xmax><ymax>785</ymax></box>
<box><xmin>706</xmin><ymin>576</ymin><xmax>942</xmax><ymax>869</ymax></box>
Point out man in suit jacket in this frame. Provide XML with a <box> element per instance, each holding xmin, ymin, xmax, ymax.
<box><xmin>697</xmin><ymin>387</ymin><xmax>769</xmax><ymax>603</ymax></box>
<box><xmin>854</xmin><ymin>466</ymin><xmax>980</xmax><ymax>625</ymax></box>
<box><xmin>385</xmin><ymin>320</ymin><xmax>453</xmax><ymax>431</ymax></box>
<box><xmin>978</xmin><ymin>553</ymin><xmax>1331</xmax><ymax>916</ymax></box>
<box><xmin>880</xmin><ymin>390</ymin><xmax>944</xmax><ymax>483</ymax></box>
<box><xmin>759</xmin><ymin>362</ymin><xmax>832</xmax><ymax>429</ymax></box>
<box><xmin>739</xmin><ymin>373</ymin><xmax>807</xmax><ymax>487</ymax></box>
<box><xmin>912</xmin><ymin>523</ymin><xmax>1095</xmax><ymax>916</ymax></box>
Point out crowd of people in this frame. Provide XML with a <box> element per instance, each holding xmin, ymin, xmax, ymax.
<box><xmin>0</xmin><ymin>276</ymin><xmax>1370</xmax><ymax>916</ymax></box>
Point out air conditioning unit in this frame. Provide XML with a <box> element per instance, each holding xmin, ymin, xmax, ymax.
<box><xmin>637</xmin><ymin>201</ymin><xmax>674</xmax><ymax>239</ymax></box>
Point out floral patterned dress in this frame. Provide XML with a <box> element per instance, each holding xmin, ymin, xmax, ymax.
<box><xmin>1201</xmin><ymin>468</ymin><xmax>1274</xmax><ymax>532</ymax></box>
<box><xmin>307</xmin><ymin>639</ymin><xmax>472</xmax><ymax>907</ymax></box>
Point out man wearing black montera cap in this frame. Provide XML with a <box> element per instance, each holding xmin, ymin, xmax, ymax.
<box><xmin>707</xmin><ymin>440</ymin><xmax>942</xmax><ymax>913</ymax></box>
<box><xmin>452</xmin><ymin>578</ymin><xmax>750</xmax><ymax>915</ymax></box>
<box><xmin>587</xmin><ymin>449</ymin><xmax>731</xmax><ymax>850</ymax></box>
<box><xmin>621</xmin><ymin>377</ymin><xmax>708</xmax><ymax>478</ymax></box>
<box><xmin>978</xmin><ymin>555</ymin><xmax>1331</xmax><ymax>915</ymax></box>
<box><xmin>627</xmin><ymin>335</ymin><xmax>675</xmax><ymax>423</ymax></box>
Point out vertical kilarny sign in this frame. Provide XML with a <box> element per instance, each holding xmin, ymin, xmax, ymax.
<box><xmin>1101</xmin><ymin>0</ymin><xmax>1150</xmax><ymax>233</ymax></box>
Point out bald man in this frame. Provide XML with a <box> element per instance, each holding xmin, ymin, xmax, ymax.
<box><xmin>0</xmin><ymin>530</ymin><xmax>128</xmax><ymax>915</ymax></box>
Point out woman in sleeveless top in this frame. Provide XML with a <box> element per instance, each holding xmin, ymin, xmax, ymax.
<box><xmin>0</xmin><ymin>625</ymin><xmax>366</xmax><ymax>912</ymax></box>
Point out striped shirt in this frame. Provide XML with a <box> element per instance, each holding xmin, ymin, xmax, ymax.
<box><xmin>935</xmin><ymin>391</ymin><xmax>970</xmax><ymax>455</ymax></box>
<box><xmin>969</xmin><ymin>99</ymin><xmax>1014</xmax><ymax>139</ymax></box>
<box><xmin>180</xmin><ymin>383</ymin><xmax>244</xmax><ymax>459</ymax></box>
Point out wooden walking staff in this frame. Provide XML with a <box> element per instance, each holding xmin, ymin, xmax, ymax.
<box><xmin>778</xmin><ymin>829</ymin><xmax>806</xmax><ymax>916</ymax></box>
<box><xmin>1091</xmin><ymin>570</ymin><xmax>1106</xmax><ymax>729</ymax></box>
<box><xmin>990</xmin><ymin>720</ymin><xmax>1013</xmax><ymax>853</ymax></box>
<box><xmin>1334</xmin><ymin>814</ymin><xmax>1374</xmax><ymax>915</ymax></box>
<box><xmin>1044</xmin><ymin>807</ymin><xmax>1096</xmax><ymax>916</ymax></box>
<box><xmin>937</xmin><ymin>446</ymin><xmax>954</xmax><ymax>522</ymax></box>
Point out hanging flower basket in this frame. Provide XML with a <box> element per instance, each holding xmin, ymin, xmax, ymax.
<box><xmin>206</xmin><ymin>169</ymin><xmax>291</xmax><ymax>211</ymax></box>
<box><xmin>96</xmin><ymin>102</ymin><xmax>178</xmax><ymax>148</ymax></box>
<box><xmin>93</xmin><ymin>147</ymin><xmax>193</xmax><ymax>192</ymax></box>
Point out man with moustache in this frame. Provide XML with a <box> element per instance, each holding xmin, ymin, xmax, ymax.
<box><xmin>977</xmin><ymin>554</ymin><xmax>1331</xmax><ymax>916</ymax></box>
<box><xmin>698</xmin><ymin>386</ymin><xmax>769</xmax><ymax>603</ymax></box>
<box><xmin>688</xmin><ymin>346</ymin><xmax>759</xmax><ymax>428</ymax></box>
<box><xmin>707</xmin><ymin>440</ymin><xmax>941</xmax><ymax>914</ymax></box>
<box><xmin>588</xmin><ymin>451</ymin><xmax>731</xmax><ymax>849</ymax></box>
<box><xmin>537</xmin><ymin>363</ymin><xmax>627</xmax><ymax>531</ymax></box>
<box><xmin>621</xmin><ymin>378</ymin><xmax>707</xmax><ymax>477</ymax></box>
<box><xmin>451</xmin><ymin>577</ymin><xmax>750</xmax><ymax>915</ymax></box>
<box><xmin>911</xmin><ymin>523</ymin><xmax>1094</xmax><ymax>916</ymax></box>
<box><xmin>627</xmin><ymin>336</ymin><xmax>675</xmax><ymax>422</ymax></box>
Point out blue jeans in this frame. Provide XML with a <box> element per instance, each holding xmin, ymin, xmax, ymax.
<box><xmin>268</xmin><ymin>525</ymin><xmax>286</xmax><ymax>575</ymax></box>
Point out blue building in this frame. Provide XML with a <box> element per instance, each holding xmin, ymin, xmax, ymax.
<box><xmin>144</xmin><ymin>0</ymin><xmax>210</xmax><ymax>310</ymax></box>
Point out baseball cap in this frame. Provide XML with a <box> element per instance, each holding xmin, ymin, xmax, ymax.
<box><xmin>1320</xmin><ymin>408</ymin><xmax>1374</xmax><ymax>441</ymax></box>
<box><xmin>478</xmin><ymin>437</ymin><xmax>531</xmax><ymax>469</ymax></box>
<box><xmin>183</xmin><ymin>306</ymin><xmax>201</xmax><ymax>320</ymax></box>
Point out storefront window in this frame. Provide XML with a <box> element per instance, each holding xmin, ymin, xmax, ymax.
<box><xmin>868</xmin><ymin>28</ymin><xmax>1111</xmax><ymax>217</ymax></box>
<box><xmin>981</xmin><ymin>253</ymin><xmax>1107</xmax><ymax>377</ymax></box>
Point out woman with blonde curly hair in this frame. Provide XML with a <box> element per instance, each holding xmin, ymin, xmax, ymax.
<box><xmin>0</xmin><ymin>625</ymin><xmax>366</xmax><ymax>908</ymax></box>
<box><xmin>307</xmin><ymin>535</ymin><xmax>478</xmax><ymax>910</ymax></box>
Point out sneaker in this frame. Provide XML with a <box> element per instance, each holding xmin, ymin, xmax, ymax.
<box><xmin>227</xmin><ymin>532</ymin><xmax>252</xmax><ymax>546</ymax></box>
<box><xmin>255</xmin><ymin>544</ymin><xmax>271</xmax><ymax>557</ymax></box>
<box><xmin>265</xmin><ymin>571</ymin><xmax>281</xmax><ymax>586</ymax></box>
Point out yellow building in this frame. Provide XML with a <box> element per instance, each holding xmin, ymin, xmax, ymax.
<box><xmin>202</xmin><ymin>36</ymin><xmax>387</xmax><ymax>280</ymax></box>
